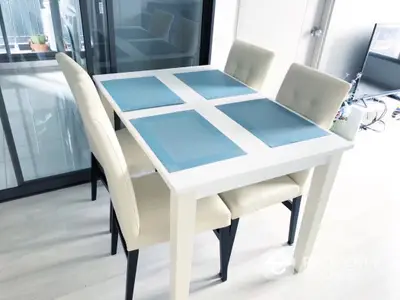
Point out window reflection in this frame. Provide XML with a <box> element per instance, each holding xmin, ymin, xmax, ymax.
<box><xmin>109</xmin><ymin>1</ymin><xmax>203</xmax><ymax>72</ymax></box>
<box><xmin>371</xmin><ymin>25</ymin><xmax>400</xmax><ymax>59</ymax></box>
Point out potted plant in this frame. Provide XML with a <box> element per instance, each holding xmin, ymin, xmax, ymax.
<box><xmin>29</xmin><ymin>35</ymin><xmax>49</xmax><ymax>52</ymax></box>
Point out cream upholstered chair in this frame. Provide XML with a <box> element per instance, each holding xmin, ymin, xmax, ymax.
<box><xmin>56</xmin><ymin>53</ymin><xmax>154</xmax><ymax>202</ymax></box>
<box><xmin>56</xmin><ymin>52</ymin><xmax>232</xmax><ymax>299</ymax></box>
<box><xmin>224</xmin><ymin>40</ymin><xmax>275</xmax><ymax>90</ymax></box>
<box><xmin>218</xmin><ymin>63</ymin><xmax>351</xmax><ymax>279</ymax></box>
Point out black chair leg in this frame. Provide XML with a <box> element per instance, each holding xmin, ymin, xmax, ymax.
<box><xmin>109</xmin><ymin>200</ymin><xmax>113</xmax><ymax>233</ymax></box>
<box><xmin>91</xmin><ymin>153</ymin><xmax>98</xmax><ymax>201</ymax></box>
<box><xmin>288</xmin><ymin>196</ymin><xmax>302</xmax><ymax>245</ymax></box>
<box><xmin>219</xmin><ymin>218</ymin><xmax>239</xmax><ymax>282</ymax></box>
<box><xmin>110</xmin><ymin>202</ymin><xmax>138</xmax><ymax>299</ymax></box>
<box><xmin>111</xmin><ymin>203</ymin><xmax>118</xmax><ymax>255</ymax></box>
<box><xmin>115</xmin><ymin>212</ymin><xmax>128</xmax><ymax>258</ymax></box>
<box><xmin>125</xmin><ymin>250</ymin><xmax>139</xmax><ymax>300</ymax></box>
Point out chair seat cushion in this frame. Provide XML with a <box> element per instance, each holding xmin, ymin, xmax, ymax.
<box><xmin>116</xmin><ymin>128</ymin><xmax>155</xmax><ymax>177</ymax></box>
<box><xmin>219</xmin><ymin>176</ymin><xmax>301</xmax><ymax>219</ymax></box>
<box><xmin>129</xmin><ymin>173</ymin><xmax>231</xmax><ymax>250</ymax></box>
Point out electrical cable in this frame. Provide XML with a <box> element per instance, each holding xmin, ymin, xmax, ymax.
<box><xmin>393</xmin><ymin>107</ymin><xmax>400</xmax><ymax>120</ymax></box>
<box><xmin>358</xmin><ymin>98</ymin><xmax>387</xmax><ymax>132</ymax></box>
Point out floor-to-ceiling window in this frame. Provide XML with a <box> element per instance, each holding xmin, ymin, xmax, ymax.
<box><xmin>0</xmin><ymin>0</ymin><xmax>90</xmax><ymax>200</ymax></box>
<box><xmin>83</xmin><ymin>0</ymin><xmax>213</xmax><ymax>75</ymax></box>
<box><xmin>0</xmin><ymin>0</ymin><xmax>214</xmax><ymax>202</ymax></box>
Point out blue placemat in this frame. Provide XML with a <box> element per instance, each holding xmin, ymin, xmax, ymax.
<box><xmin>102</xmin><ymin>76</ymin><xmax>184</xmax><ymax>112</ymax></box>
<box><xmin>174</xmin><ymin>70</ymin><xmax>256</xmax><ymax>100</ymax></box>
<box><xmin>218</xmin><ymin>99</ymin><xmax>329</xmax><ymax>148</ymax></box>
<box><xmin>130</xmin><ymin>110</ymin><xmax>246</xmax><ymax>172</ymax></box>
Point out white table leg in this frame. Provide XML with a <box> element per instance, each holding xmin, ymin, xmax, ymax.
<box><xmin>294</xmin><ymin>154</ymin><xmax>343</xmax><ymax>272</ymax></box>
<box><xmin>170</xmin><ymin>192</ymin><xmax>197</xmax><ymax>300</ymax></box>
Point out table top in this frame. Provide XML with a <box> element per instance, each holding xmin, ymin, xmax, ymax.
<box><xmin>94</xmin><ymin>65</ymin><xmax>353</xmax><ymax>198</ymax></box>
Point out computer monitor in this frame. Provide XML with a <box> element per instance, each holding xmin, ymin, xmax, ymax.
<box><xmin>353</xmin><ymin>23</ymin><xmax>400</xmax><ymax>101</ymax></box>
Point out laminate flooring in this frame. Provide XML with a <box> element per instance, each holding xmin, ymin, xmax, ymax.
<box><xmin>0</xmin><ymin>116</ymin><xmax>399</xmax><ymax>300</ymax></box>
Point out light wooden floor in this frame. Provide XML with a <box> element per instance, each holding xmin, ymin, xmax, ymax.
<box><xmin>1</xmin><ymin>118</ymin><xmax>400</xmax><ymax>300</ymax></box>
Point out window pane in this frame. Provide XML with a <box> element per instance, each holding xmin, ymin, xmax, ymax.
<box><xmin>371</xmin><ymin>26</ymin><xmax>400</xmax><ymax>59</ymax></box>
<box><xmin>1</xmin><ymin>0</ymin><xmax>51</xmax><ymax>55</ymax></box>
<box><xmin>90</xmin><ymin>0</ymin><xmax>204</xmax><ymax>73</ymax></box>
<box><xmin>0</xmin><ymin>119</ymin><xmax>17</xmax><ymax>189</ymax></box>
<box><xmin>0</xmin><ymin>63</ymin><xmax>90</xmax><ymax>181</ymax></box>
<box><xmin>0</xmin><ymin>0</ymin><xmax>90</xmax><ymax>185</ymax></box>
<box><xmin>0</xmin><ymin>0</ymin><xmax>85</xmax><ymax>62</ymax></box>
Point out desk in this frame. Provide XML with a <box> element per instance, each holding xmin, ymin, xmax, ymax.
<box><xmin>94</xmin><ymin>65</ymin><xmax>353</xmax><ymax>300</ymax></box>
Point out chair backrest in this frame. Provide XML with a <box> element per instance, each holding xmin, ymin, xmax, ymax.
<box><xmin>56</xmin><ymin>53</ymin><xmax>140</xmax><ymax>243</ymax></box>
<box><xmin>276</xmin><ymin>63</ymin><xmax>351</xmax><ymax>187</ymax></box>
<box><xmin>170</xmin><ymin>16</ymin><xmax>199</xmax><ymax>54</ymax></box>
<box><xmin>149</xmin><ymin>9</ymin><xmax>174</xmax><ymax>39</ymax></box>
<box><xmin>276</xmin><ymin>63</ymin><xmax>351</xmax><ymax>129</ymax></box>
<box><xmin>224</xmin><ymin>40</ymin><xmax>275</xmax><ymax>90</ymax></box>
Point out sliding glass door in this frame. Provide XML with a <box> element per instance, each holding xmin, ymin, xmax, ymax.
<box><xmin>0</xmin><ymin>0</ymin><xmax>90</xmax><ymax>201</ymax></box>
<box><xmin>81</xmin><ymin>0</ymin><xmax>213</xmax><ymax>75</ymax></box>
<box><xmin>0</xmin><ymin>0</ymin><xmax>214</xmax><ymax>202</ymax></box>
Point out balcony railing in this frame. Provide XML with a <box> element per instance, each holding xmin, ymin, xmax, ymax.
<box><xmin>0</xmin><ymin>0</ymin><xmax>84</xmax><ymax>59</ymax></box>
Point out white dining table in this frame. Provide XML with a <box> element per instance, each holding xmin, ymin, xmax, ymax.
<box><xmin>93</xmin><ymin>65</ymin><xmax>353</xmax><ymax>300</ymax></box>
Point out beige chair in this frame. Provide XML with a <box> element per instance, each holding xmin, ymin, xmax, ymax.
<box><xmin>219</xmin><ymin>63</ymin><xmax>351</xmax><ymax>279</ymax></box>
<box><xmin>56</xmin><ymin>53</ymin><xmax>232</xmax><ymax>299</ymax></box>
<box><xmin>225</xmin><ymin>40</ymin><xmax>275</xmax><ymax>90</ymax></box>
<box><xmin>56</xmin><ymin>53</ymin><xmax>154</xmax><ymax>202</ymax></box>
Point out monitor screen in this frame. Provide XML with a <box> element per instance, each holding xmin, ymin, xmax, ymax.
<box><xmin>354</xmin><ymin>24</ymin><xmax>400</xmax><ymax>100</ymax></box>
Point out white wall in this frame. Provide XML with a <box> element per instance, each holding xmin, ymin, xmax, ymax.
<box><xmin>319</xmin><ymin>0</ymin><xmax>400</xmax><ymax>81</ymax></box>
<box><xmin>211</xmin><ymin>0</ymin><xmax>239</xmax><ymax>69</ymax></box>
<box><xmin>236</xmin><ymin>0</ymin><xmax>311</xmax><ymax>97</ymax></box>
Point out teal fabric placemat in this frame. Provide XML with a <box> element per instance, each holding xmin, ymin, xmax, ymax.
<box><xmin>174</xmin><ymin>70</ymin><xmax>256</xmax><ymax>100</ymax></box>
<box><xmin>102</xmin><ymin>76</ymin><xmax>184</xmax><ymax>112</ymax></box>
<box><xmin>218</xmin><ymin>99</ymin><xmax>329</xmax><ymax>148</ymax></box>
<box><xmin>130</xmin><ymin>110</ymin><xmax>246</xmax><ymax>172</ymax></box>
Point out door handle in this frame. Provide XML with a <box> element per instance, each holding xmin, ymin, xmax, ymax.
<box><xmin>311</xmin><ymin>26</ymin><xmax>323</xmax><ymax>37</ymax></box>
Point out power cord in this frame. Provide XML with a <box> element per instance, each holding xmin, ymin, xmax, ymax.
<box><xmin>393</xmin><ymin>107</ymin><xmax>400</xmax><ymax>120</ymax></box>
<box><xmin>359</xmin><ymin>98</ymin><xmax>387</xmax><ymax>132</ymax></box>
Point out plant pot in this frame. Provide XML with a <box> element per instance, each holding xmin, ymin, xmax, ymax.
<box><xmin>29</xmin><ymin>41</ymin><xmax>49</xmax><ymax>52</ymax></box>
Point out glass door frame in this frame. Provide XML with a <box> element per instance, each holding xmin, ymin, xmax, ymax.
<box><xmin>0</xmin><ymin>0</ymin><xmax>90</xmax><ymax>203</ymax></box>
<box><xmin>0</xmin><ymin>87</ymin><xmax>90</xmax><ymax>203</ymax></box>
<box><xmin>0</xmin><ymin>0</ymin><xmax>216</xmax><ymax>203</ymax></box>
<box><xmin>0</xmin><ymin>0</ymin><xmax>86</xmax><ymax>63</ymax></box>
